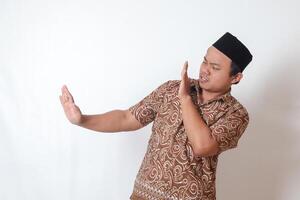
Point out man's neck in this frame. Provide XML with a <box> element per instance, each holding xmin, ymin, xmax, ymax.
<box><xmin>199</xmin><ymin>88</ymin><xmax>230</xmax><ymax>104</ymax></box>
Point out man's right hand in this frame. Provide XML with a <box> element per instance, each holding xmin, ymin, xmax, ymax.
<box><xmin>59</xmin><ymin>85</ymin><xmax>83</xmax><ymax>125</ymax></box>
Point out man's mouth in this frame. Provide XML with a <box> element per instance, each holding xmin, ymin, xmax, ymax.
<box><xmin>200</xmin><ymin>75</ymin><xmax>209</xmax><ymax>83</ymax></box>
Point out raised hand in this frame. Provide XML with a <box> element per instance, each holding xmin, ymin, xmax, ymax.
<box><xmin>59</xmin><ymin>85</ymin><xmax>83</xmax><ymax>125</ymax></box>
<box><xmin>178</xmin><ymin>60</ymin><xmax>191</xmax><ymax>101</ymax></box>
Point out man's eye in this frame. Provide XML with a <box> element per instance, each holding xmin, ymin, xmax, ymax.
<box><xmin>212</xmin><ymin>65</ymin><xmax>220</xmax><ymax>70</ymax></box>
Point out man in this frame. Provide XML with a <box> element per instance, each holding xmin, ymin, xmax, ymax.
<box><xmin>59</xmin><ymin>32</ymin><xmax>253</xmax><ymax>200</ymax></box>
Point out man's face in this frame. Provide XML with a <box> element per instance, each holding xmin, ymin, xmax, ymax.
<box><xmin>198</xmin><ymin>46</ymin><xmax>234</xmax><ymax>93</ymax></box>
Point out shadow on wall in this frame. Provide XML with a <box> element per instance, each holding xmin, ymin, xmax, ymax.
<box><xmin>218</xmin><ymin>56</ymin><xmax>300</xmax><ymax>200</ymax></box>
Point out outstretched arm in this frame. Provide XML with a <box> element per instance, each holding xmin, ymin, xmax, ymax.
<box><xmin>59</xmin><ymin>85</ymin><xmax>143</xmax><ymax>133</ymax></box>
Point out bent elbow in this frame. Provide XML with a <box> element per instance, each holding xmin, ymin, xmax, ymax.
<box><xmin>193</xmin><ymin>142</ymin><xmax>219</xmax><ymax>157</ymax></box>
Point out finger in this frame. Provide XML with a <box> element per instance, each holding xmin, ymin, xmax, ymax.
<box><xmin>61</xmin><ymin>86</ymin><xmax>67</xmax><ymax>99</ymax></box>
<box><xmin>60</xmin><ymin>94</ymin><xmax>68</xmax><ymax>105</ymax></box>
<box><xmin>60</xmin><ymin>88</ymin><xmax>70</xmax><ymax>104</ymax></box>
<box><xmin>62</xmin><ymin>85</ymin><xmax>74</xmax><ymax>103</ymax></box>
<box><xmin>59</xmin><ymin>95</ymin><xmax>66</xmax><ymax>106</ymax></box>
<box><xmin>61</xmin><ymin>88</ymin><xmax>69</xmax><ymax>102</ymax></box>
<box><xmin>181</xmin><ymin>62</ymin><xmax>186</xmax><ymax>77</ymax></box>
<box><xmin>183</xmin><ymin>61</ymin><xmax>188</xmax><ymax>72</ymax></box>
<box><xmin>65</xmin><ymin>86</ymin><xmax>74</xmax><ymax>102</ymax></box>
<box><xmin>184</xmin><ymin>60</ymin><xmax>188</xmax><ymax>68</ymax></box>
<box><xmin>61</xmin><ymin>85</ymin><xmax>66</xmax><ymax>94</ymax></box>
<box><xmin>185</xmin><ymin>61</ymin><xmax>188</xmax><ymax>73</ymax></box>
<box><xmin>181</xmin><ymin>61</ymin><xmax>189</xmax><ymax>78</ymax></box>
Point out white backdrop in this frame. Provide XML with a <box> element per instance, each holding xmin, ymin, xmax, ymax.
<box><xmin>1</xmin><ymin>0</ymin><xmax>300</xmax><ymax>199</ymax></box>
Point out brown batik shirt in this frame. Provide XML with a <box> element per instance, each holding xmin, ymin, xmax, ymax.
<box><xmin>128</xmin><ymin>78</ymin><xmax>249</xmax><ymax>200</ymax></box>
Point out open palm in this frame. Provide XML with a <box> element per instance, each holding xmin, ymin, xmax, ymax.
<box><xmin>59</xmin><ymin>85</ymin><xmax>83</xmax><ymax>125</ymax></box>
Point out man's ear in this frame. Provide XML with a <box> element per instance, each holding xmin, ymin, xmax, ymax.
<box><xmin>231</xmin><ymin>73</ymin><xmax>243</xmax><ymax>84</ymax></box>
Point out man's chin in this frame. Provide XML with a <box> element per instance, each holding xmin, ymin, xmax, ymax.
<box><xmin>199</xmin><ymin>81</ymin><xmax>209</xmax><ymax>88</ymax></box>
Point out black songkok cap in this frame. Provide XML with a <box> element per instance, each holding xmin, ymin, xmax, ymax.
<box><xmin>212</xmin><ymin>32</ymin><xmax>253</xmax><ymax>72</ymax></box>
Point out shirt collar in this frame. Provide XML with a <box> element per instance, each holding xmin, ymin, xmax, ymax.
<box><xmin>190</xmin><ymin>78</ymin><xmax>232</xmax><ymax>105</ymax></box>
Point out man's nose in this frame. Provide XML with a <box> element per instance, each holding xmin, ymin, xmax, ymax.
<box><xmin>202</xmin><ymin>65</ymin><xmax>210</xmax><ymax>75</ymax></box>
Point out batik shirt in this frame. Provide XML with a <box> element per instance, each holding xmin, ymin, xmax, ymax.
<box><xmin>128</xmin><ymin>78</ymin><xmax>249</xmax><ymax>200</ymax></box>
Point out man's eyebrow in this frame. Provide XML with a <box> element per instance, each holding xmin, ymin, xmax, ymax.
<box><xmin>203</xmin><ymin>56</ymin><xmax>221</xmax><ymax>66</ymax></box>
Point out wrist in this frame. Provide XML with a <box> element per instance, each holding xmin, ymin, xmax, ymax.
<box><xmin>74</xmin><ymin>114</ymin><xmax>85</xmax><ymax>126</ymax></box>
<box><xmin>180</xmin><ymin>95</ymin><xmax>192</xmax><ymax>103</ymax></box>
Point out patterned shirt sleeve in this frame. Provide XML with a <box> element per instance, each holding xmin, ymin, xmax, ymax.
<box><xmin>210</xmin><ymin>107</ymin><xmax>250</xmax><ymax>155</ymax></box>
<box><xmin>128</xmin><ymin>80</ymin><xmax>170</xmax><ymax>127</ymax></box>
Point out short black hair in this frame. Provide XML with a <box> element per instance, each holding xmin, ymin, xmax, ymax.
<box><xmin>230</xmin><ymin>61</ymin><xmax>241</xmax><ymax>84</ymax></box>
